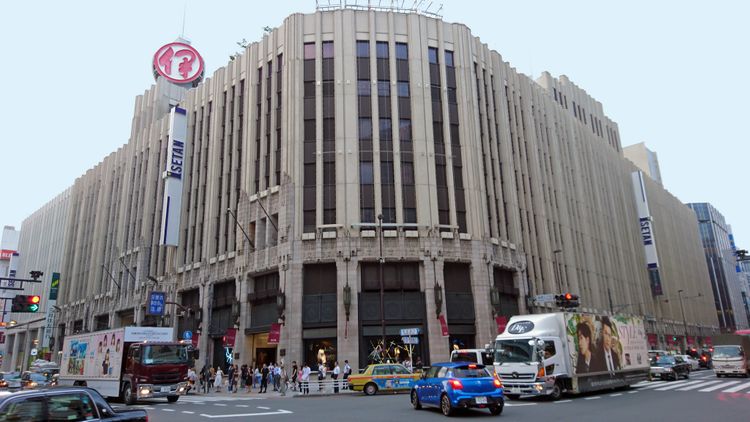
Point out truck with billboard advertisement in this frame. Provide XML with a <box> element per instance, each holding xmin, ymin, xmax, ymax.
<box><xmin>712</xmin><ymin>333</ymin><xmax>750</xmax><ymax>377</ymax></box>
<box><xmin>490</xmin><ymin>312</ymin><xmax>649</xmax><ymax>400</ymax></box>
<box><xmin>59</xmin><ymin>326</ymin><xmax>189</xmax><ymax>404</ymax></box>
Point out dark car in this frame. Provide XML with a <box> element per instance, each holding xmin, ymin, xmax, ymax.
<box><xmin>0</xmin><ymin>386</ymin><xmax>147</xmax><ymax>421</ymax></box>
<box><xmin>650</xmin><ymin>355</ymin><xmax>690</xmax><ymax>381</ymax></box>
<box><xmin>411</xmin><ymin>362</ymin><xmax>504</xmax><ymax>416</ymax></box>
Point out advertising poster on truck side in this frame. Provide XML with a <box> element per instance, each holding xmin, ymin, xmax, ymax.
<box><xmin>61</xmin><ymin>328</ymin><xmax>125</xmax><ymax>381</ymax></box>
<box><xmin>565</xmin><ymin>314</ymin><xmax>649</xmax><ymax>390</ymax></box>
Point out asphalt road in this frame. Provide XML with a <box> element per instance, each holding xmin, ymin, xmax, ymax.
<box><xmin>132</xmin><ymin>370</ymin><xmax>750</xmax><ymax>422</ymax></box>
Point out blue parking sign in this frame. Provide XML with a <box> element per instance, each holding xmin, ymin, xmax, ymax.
<box><xmin>148</xmin><ymin>291</ymin><xmax>166</xmax><ymax>316</ymax></box>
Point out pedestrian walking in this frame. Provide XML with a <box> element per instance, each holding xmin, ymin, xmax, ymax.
<box><xmin>209</xmin><ymin>367</ymin><xmax>216</xmax><ymax>394</ymax></box>
<box><xmin>214</xmin><ymin>367</ymin><xmax>224</xmax><ymax>393</ymax></box>
<box><xmin>268</xmin><ymin>362</ymin><xmax>276</xmax><ymax>391</ymax></box>
<box><xmin>240</xmin><ymin>364</ymin><xmax>249</xmax><ymax>392</ymax></box>
<box><xmin>317</xmin><ymin>362</ymin><xmax>327</xmax><ymax>392</ymax></box>
<box><xmin>260</xmin><ymin>363</ymin><xmax>269</xmax><ymax>393</ymax></box>
<box><xmin>291</xmin><ymin>361</ymin><xmax>299</xmax><ymax>392</ymax></box>
<box><xmin>279</xmin><ymin>365</ymin><xmax>289</xmax><ymax>396</ymax></box>
<box><xmin>332</xmin><ymin>361</ymin><xmax>340</xmax><ymax>393</ymax></box>
<box><xmin>227</xmin><ymin>364</ymin><xmax>235</xmax><ymax>393</ymax></box>
<box><xmin>187</xmin><ymin>367</ymin><xmax>198</xmax><ymax>394</ymax></box>
<box><xmin>301</xmin><ymin>363</ymin><xmax>311</xmax><ymax>395</ymax></box>
<box><xmin>343</xmin><ymin>360</ymin><xmax>352</xmax><ymax>390</ymax></box>
<box><xmin>273</xmin><ymin>364</ymin><xmax>282</xmax><ymax>392</ymax></box>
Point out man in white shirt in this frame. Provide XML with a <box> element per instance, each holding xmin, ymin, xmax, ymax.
<box><xmin>301</xmin><ymin>363</ymin><xmax>311</xmax><ymax>395</ymax></box>
<box><xmin>343</xmin><ymin>360</ymin><xmax>352</xmax><ymax>390</ymax></box>
<box><xmin>332</xmin><ymin>361</ymin><xmax>341</xmax><ymax>393</ymax></box>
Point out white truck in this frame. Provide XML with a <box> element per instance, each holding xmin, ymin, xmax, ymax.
<box><xmin>712</xmin><ymin>334</ymin><xmax>750</xmax><ymax>378</ymax></box>
<box><xmin>491</xmin><ymin>312</ymin><xmax>649</xmax><ymax>400</ymax></box>
<box><xmin>59</xmin><ymin>326</ymin><xmax>189</xmax><ymax>404</ymax></box>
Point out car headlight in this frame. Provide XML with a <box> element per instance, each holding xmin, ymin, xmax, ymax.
<box><xmin>30</xmin><ymin>382</ymin><xmax>38</xmax><ymax>388</ymax></box>
<box><xmin>664</xmin><ymin>368</ymin><xmax>673</xmax><ymax>372</ymax></box>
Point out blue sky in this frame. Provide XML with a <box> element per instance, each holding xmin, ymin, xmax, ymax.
<box><xmin>1</xmin><ymin>0</ymin><xmax>747</xmax><ymax>249</ymax></box>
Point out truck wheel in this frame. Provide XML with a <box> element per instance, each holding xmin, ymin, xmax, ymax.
<box><xmin>549</xmin><ymin>381</ymin><xmax>563</xmax><ymax>401</ymax></box>
<box><xmin>505</xmin><ymin>394</ymin><xmax>520</xmax><ymax>400</ymax></box>
<box><xmin>123</xmin><ymin>383</ymin><xmax>135</xmax><ymax>405</ymax></box>
<box><xmin>167</xmin><ymin>395</ymin><xmax>179</xmax><ymax>403</ymax></box>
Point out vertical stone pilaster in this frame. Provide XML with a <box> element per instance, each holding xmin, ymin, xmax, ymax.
<box><xmin>424</xmin><ymin>257</ymin><xmax>448</xmax><ymax>364</ymax></box>
<box><xmin>470</xmin><ymin>254</ymin><xmax>495</xmax><ymax>349</ymax></box>
<box><xmin>283</xmin><ymin>261</ymin><xmax>304</xmax><ymax>367</ymax></box>
<box><xmin>336</xmin><ymin>258</ymin><xmax>359</xmax><ymax>369</ymax></box>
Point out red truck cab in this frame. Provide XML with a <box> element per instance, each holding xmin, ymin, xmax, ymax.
<box><xmin>121</xmin><ymin>342</ymin><xmax>189</xmax><ymax>404</ymax></box>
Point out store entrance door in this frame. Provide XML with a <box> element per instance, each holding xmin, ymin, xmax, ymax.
<box><xmin>255</xmin><ymin>348</ymin><xmax>277</xmax><ymax>366</ymax></box>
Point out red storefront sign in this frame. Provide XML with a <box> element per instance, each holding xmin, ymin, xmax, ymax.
<box><xmin>191</xmin><ymin>333</ymin><xmax>200</xmax><ymax>349</ymax></box>
<box><xmin>687</xmin><ymin>336</ymin><xmax>695</xmax><ymax>346</ymax></box>
<box><xmin>268</xmin><ymin>323</ymin><xmax>281</xmax><ymax>344</ymax></box>
<box><xmin>647</xmin><ymin>333</ymin><xmax>658</xmax><ymax>346</ymax></box>
<box><xmin>223</xmin><ymin>328</ymin><xmax>237</xmax><ymax>348</ymax></box>
<box><xmin>0</xmin><ymin>250</ymin><xmax>15</xmax><ymax>260</ymax></box>
<box><xmin>438</xmin><ymin>315</ymin><xmax>449</xmax><ymax>337</ymax></box>
<box><xmin>704</xmin><ymin>336</ymin><xmax>712</xmax><ymax>346</ymax></box>
<box><xmin>495</xmin><ymin>316</ymin><xmax>508</xmax><ymax>334</ymax></box>
<box><xmin>666</xmin><ymin>335</ymin><xmax>674</xmax><ymax>346</ymax></box>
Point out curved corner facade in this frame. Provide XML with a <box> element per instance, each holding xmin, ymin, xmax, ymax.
<box><xmin>2</xmin><ymin>8</ymin><xmax>720</xmax><ymax>372</ymax></box>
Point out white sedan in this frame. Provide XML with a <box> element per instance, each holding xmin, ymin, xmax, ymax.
<box><xmin>678</xmin><ymin>355</ymin><xmax>700</xmax><ymax>371</ymax></box>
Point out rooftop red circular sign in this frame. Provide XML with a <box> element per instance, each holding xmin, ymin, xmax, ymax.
<box><xmin>153</xmin><ymin>42</ymin><xmax>204</xmax><ymax>84</ymax></box>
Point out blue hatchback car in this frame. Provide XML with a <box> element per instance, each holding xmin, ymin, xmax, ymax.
<box><xmin>410</xmin><ymin>362</ymin><xmax>504</xmax><ymax>416</ymax></box>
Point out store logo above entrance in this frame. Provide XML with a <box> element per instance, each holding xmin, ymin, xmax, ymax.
<box><xmin>506</xmin><ymin>321</ymin><xmax>535</xmax><ymax>335</ymax></box>
<box><xmin>153</xmin><ymin>41</ymin><xmax>205</xmax><ymax>85</ymax></box>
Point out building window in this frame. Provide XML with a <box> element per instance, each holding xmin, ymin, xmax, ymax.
<box><xmin>358</xmin><ymin>42</ymin><xmax>375</xmax><ymax>223</ymax></box>
<box><xmin>303</xmin><ymin>42</ymin><xmax>316</xmax><ymax>233</ymax></box>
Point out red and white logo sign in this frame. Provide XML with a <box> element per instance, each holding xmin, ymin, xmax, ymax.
<box><xmin>0</xmin><ymin>250</ymin><xmax>15</xmax><ymax>260</ymax></box>
<box><xmin>153</xmin><ymin>42</ymin><xmax>204</xmax><ymax>84</ymax></box>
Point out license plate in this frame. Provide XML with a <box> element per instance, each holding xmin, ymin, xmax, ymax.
<box><xmin>475</xmin><ymin>396</ymin><xmax>487</xmax><ymax>404</ymax></box>
<box><xmin>160</xmin><ymin>387</ymin><xmax>170</xmax><ymax>393</ymax></box>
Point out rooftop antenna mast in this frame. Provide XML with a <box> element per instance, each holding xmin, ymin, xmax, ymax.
<box><xmin>180</xmin><ymin>1</ymin><xmax>187</xmax><ymax>38</ymax></box>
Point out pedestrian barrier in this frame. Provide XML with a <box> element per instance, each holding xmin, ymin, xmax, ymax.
<box><xmin>292</xmin><ymin>379</ymin><xmax>355</xmax><ymax>396</ymax></box>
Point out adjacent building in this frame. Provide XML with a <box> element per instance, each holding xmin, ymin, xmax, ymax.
<box><xmin>687</xmin><ymin>203</ymin><xmax>749</xmax><ymax>331</ymax></box>
<box><xmin>623</xmin><ymin>142</ymin><xmax>663</xmax><ymax>185</ymax></box>
<box><xmin>5</xmin><ymin>6</ymin><xmax>722</xmax><ymax>371</ymax></box>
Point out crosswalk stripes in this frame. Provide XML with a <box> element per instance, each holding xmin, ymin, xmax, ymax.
<box><xmin>634</xmin><ymin>381</ymin><xmax>670</xmax><ymax>390</ymax></box>
<box><xmin>721</xmin><ymin>381</ymin><xmax>750</xmax><ymax>393</ymax></box>
<box><xmin>677</xmin><ymin>380</ymin><xmax>722</xmax><ymax>391</ymax></box>
<box><xmin>698</xmin><ymin>380</ymin><xmax>740</xmax><ymax>392</ymax></box>
<box><xmin>654</xmin><ymin>380</ymin><xmax>701</xmax><ymax>391</ymax></box>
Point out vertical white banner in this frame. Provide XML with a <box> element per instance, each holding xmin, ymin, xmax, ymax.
<box><xmin>631</xmin><ymin>171</ymin><xmax>663</xmax><ymax>296</ymax></box>
<box><xmin>160</xmin><ymin>107</ymin><xmax>188</xmax><ymax>246</ymax></box>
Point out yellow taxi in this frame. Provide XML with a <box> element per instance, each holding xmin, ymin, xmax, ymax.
<box><xmin>347</xmin><ymin>363</ymin><xmax>421</xmax><ymax>395</ymax></box>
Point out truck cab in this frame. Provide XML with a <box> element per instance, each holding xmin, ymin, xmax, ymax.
<box><xmin>121</xmin><ymin>342</ymin><xmax>189</xmax><ymax>404</ymax></box>
<box><xmin>492</xmin><ymin>314</ymin><xmax>570</xmax><ymax>400</ymax></box>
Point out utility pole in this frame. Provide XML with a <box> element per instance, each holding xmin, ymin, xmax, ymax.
<box><xmin>678</xmin><ymin>289</ymin><xmax>688</xmax><ymax>352</ymax></box>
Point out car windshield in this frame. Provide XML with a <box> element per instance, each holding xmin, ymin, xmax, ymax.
<box><xmin>29</xmin><ymin>373</ymin><xmax>47</xmax><ymax>382</ymax></box>
<box><xmin>656</xmin><ymin>356</ymin><xmax>676</xmax><ymax>365</ymax></box>
<box><xmin>495</xmin><ymin>339</ymin><xmax>536</xmax><ymax>363</ymax></box>
<box><xmin>142</xmin><ymin>344</ymin><xmax>188</xmax><ymax>365</ymax></box>
<box><xmin>713</xmin><ymin>346</ymin><xmax>742</xmax><ymax>358</ymax></box>
<box><xmin>452</xmin><ymin>366</ymin><xmax>492</xmax><ymax>378</ymax></box>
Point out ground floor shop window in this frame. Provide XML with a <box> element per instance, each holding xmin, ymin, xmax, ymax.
<box><xmin>363</xmin><ymin>335</ymin><xmax>424</xmax><ymax>369</ymax></box>
<box><xmin>449</xmin><ymin>334</ymin><xmax>475</xmax><ymax>351</ymax></box>
<box><xmin>304</xmin><ymin>338</ymin><xmax>337</xmax><ymax>370</ymax></box>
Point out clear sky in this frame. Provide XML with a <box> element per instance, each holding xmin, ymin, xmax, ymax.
<box><xmin>1</xmin><ymin>0</ymin><xmax>747</xmax><ymax>249</ymax></box>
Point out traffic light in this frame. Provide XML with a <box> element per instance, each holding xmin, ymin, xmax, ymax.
<box><xmin>10</xmin><ymin>295</ymin><xmax>41</xmax><ymax>313</ymax></box>
<box><xmin>555</xmin><ymin>293</ymin><xmax>580</xmax><ymax>309</ymax></box>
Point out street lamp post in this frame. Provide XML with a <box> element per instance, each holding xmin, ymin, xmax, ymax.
<box><xmin>678</xmin><ymin>289</ymin><xmax>688</xmax><ymax>352</ymax></box>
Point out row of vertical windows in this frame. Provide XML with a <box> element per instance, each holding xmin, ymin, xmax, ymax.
<box><xmin>429</xmin><ymin>47</ymin><xmax>450</xmax><ymax>230</ymax></box>
<box><xmin>357</xmin><ymin>41</ymin><xmax>375</xmax><ymax>223</ymax></box>
<box><xmin>302</xmin><ymin>43</ymin><xmax>316</xmax><ymax>232</ymax></box>
<box><xmin>398</xmin><ymin>42</ymin><xmax>416</xmax><ymax>224</ymax></box>
<box><xmin>445</xmin><ymin>51</ymin><xmax>467</xmax><ymax>233</ymax></box>
<box><xmin>322</xmin><ymin>41</ymin><xmax>336</xmax><ymax>225</ymax></box>
<box><xmin>377</xmin><ymin>42</ymin><xmax>396</xmax><ymax>224</ymax></box>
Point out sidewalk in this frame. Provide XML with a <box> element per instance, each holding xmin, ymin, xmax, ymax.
<box><xmin>187</xmin><ymin>381</ymin><xmax>358</xmax><ymax>399</ymax></box>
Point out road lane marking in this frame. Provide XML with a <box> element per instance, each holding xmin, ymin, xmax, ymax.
<box><xmin>257</xmin><ymin>406</ymin><xmax>270</xmax><ymax>409</ymax></box>
<box><xmin>628</xmin><ymin>391</ymin><xmax>638</xmax><ymax>394</ymax></box>
<box><xmin>162</xmin><ymin>409</ymin><xmax>175</xmax><ymax>412</ymax></box>
<box><xmin>699</xmin><ymin>381</ymin><xmax>740</xmax><ymax>392</ymax></box>
<box><xmin>142</xmin><ymin>407</ymin><xmax>156</xmax><ymax>410</ymax></box>
<box><xmin>722</xmin><ymin>381</ymin><xmax>750</xmax><ymax>393</ymax></box>
<box><xmin>554</xmin><ymin>400</ymin><xmax>572</xmax><ymax>404</ymax></box>
<box><xmin>677</xmin><ymin>381</ymin><xmax>722</xmax><ymax>391</ymax></box>
<box><xmin>655</xmin><ymin>380</ymin><xmax>703</xmax><ymax>391</ymax></box>
<box><xmin>584</xmin><ymin>396</ymin><xmax>601</xmax><ymax>400</ymax></box>
<box><xmin>609</xmin><ymin>393</ymin><xmax>622</xmax><ymax>397</ymax></box>
<box><xmin>182</xmin><ymin>411</ymin><xmax>195</xmax><ymax>414</ymax></box>
<box><xmin>236</xmin><ymin>404</ymin><xmax>249</xmax><ymax>407</ymax></box>
<box><xmin>199</xmin><ymin>409</ymin><xmax>293</xmax><ymax>418</ymax></box>
<box><xmin>504</xmin><ymin>403</ymin><xmax>538</xmax><ymax>406</ymax></box>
